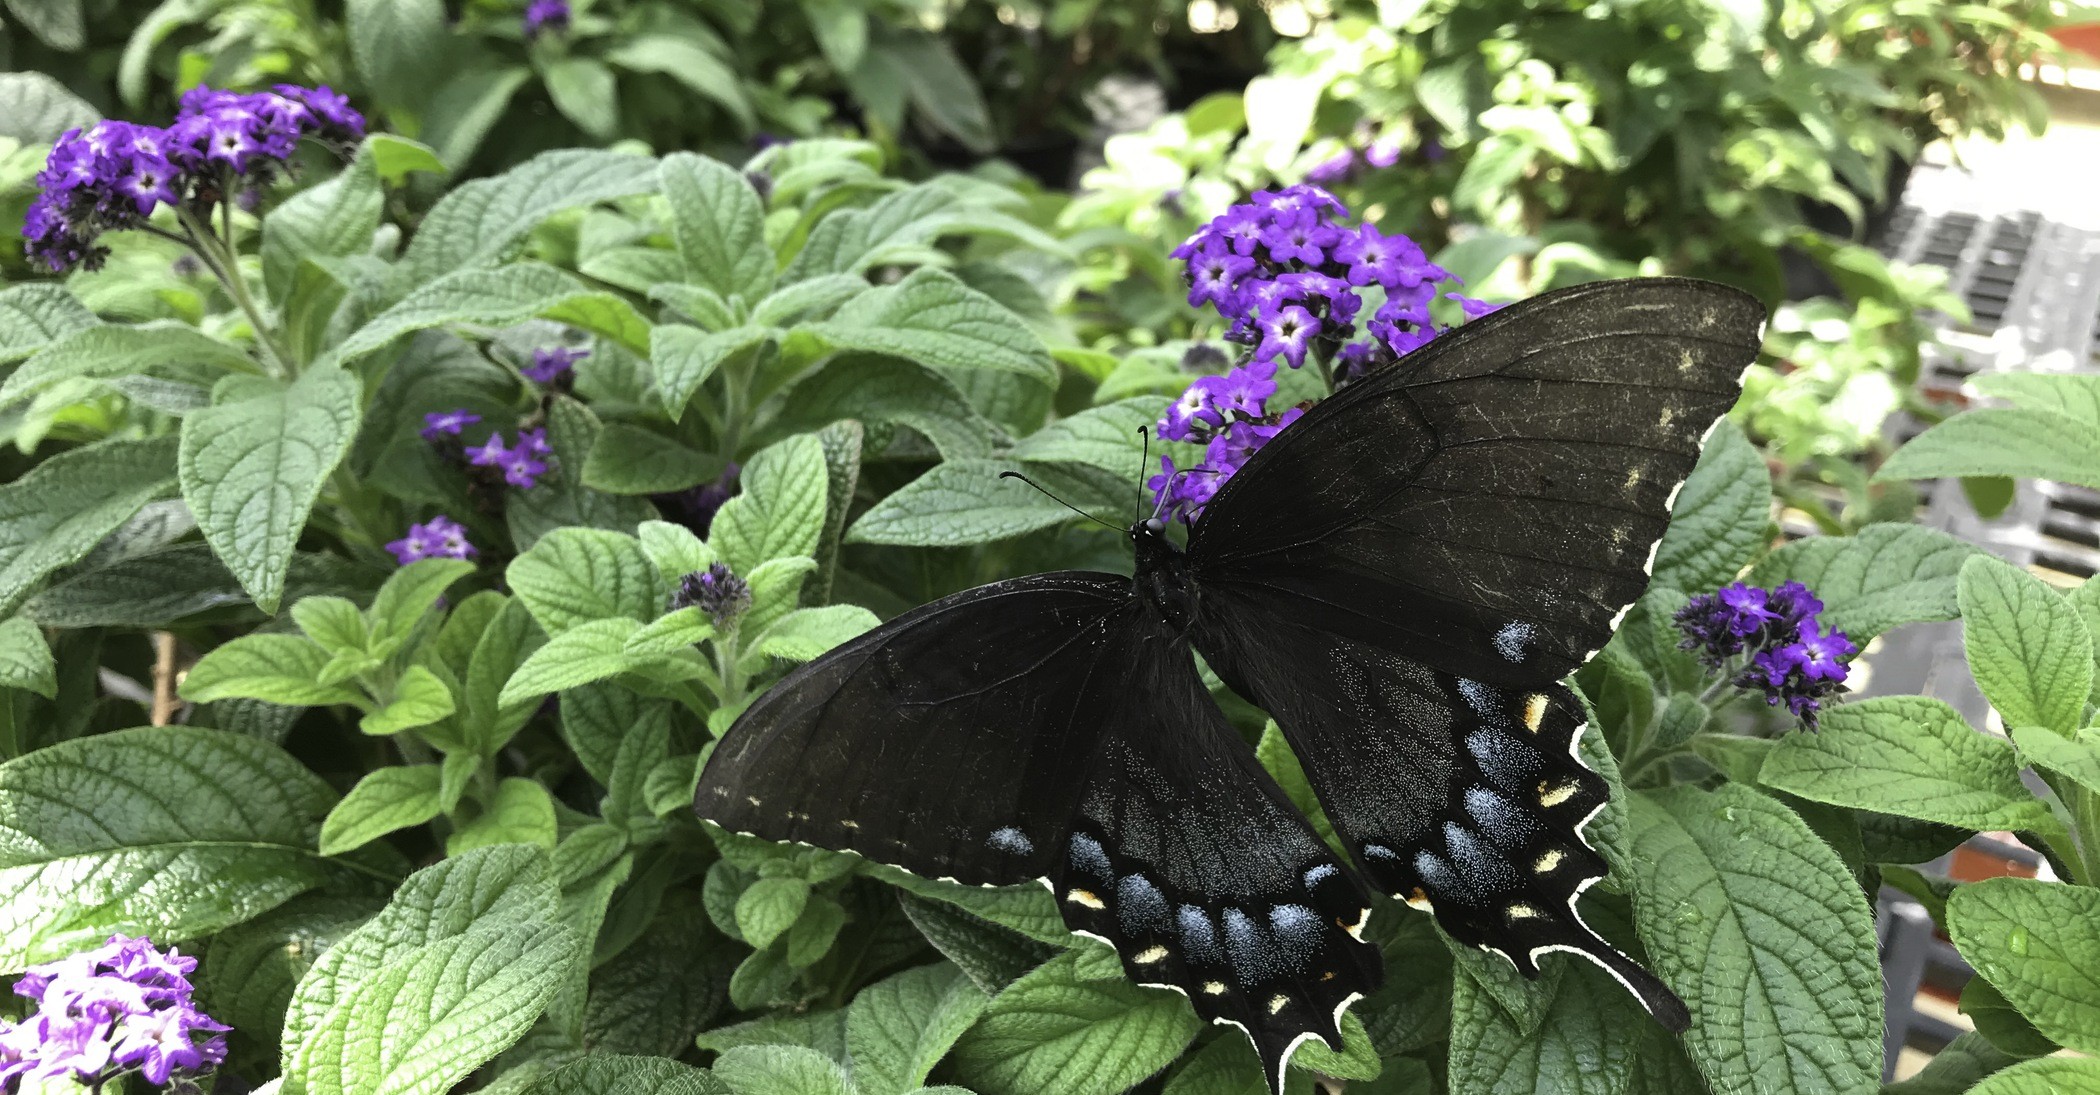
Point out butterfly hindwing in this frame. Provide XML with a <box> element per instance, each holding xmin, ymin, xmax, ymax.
<box><xmin>696</xmin><ymin>572</ymin><xmax>1382</xmax><ymax>1090</ymax></box>
<box><xmin>1188</xmin><ymin>276</ymin><xmax>1765</xmax><ymax>686</ymax></box>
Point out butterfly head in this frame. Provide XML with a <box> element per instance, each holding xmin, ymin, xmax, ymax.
<box><xmin>1132</xmin><ymin>517</ymin><xmax>1198</xmax><ymax>633</ymax></box>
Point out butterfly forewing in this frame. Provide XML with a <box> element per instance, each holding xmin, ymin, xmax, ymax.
<box><xmin>695</xmin><ymin>572</ymin><xmax>1381</xmax><ymax>1087</ymax></box>
<box><xmin>1186</xmin><ymin>278</ymin><xmax>1764</xmax><ymax>1030</ymax></box>
<box><xmin>1189</xmin><ymin>277</ymin><xmax>1766</xmax><ymax>686</ymax></box>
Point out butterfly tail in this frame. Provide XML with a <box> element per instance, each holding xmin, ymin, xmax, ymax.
<box><xmin>1560</xmin><ymin>933</ymin><xmax>1691</xmax><ymax>1032</ymax></box>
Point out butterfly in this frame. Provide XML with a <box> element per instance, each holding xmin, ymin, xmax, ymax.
<box><xmin>696</xmin><ymin>276</ymin><xmax>1766</xmax><ymax>1092</ymax></box>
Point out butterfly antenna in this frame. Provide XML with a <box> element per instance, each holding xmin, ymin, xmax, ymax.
<box><xmin>998</xmin><ymin>471</ymin><xmax>1122</xmax><ymax>531</ymax></box>
<box><xmin>1134</xmin><ymin>426</ymin><xmax>1151</xmax><ymax>527</ymax></box>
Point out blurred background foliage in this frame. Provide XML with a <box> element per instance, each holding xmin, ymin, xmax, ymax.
<box><xmin>0</xmin><ymin>0</ymin><xmax>2067</xmax><ymax>503</ymax></box>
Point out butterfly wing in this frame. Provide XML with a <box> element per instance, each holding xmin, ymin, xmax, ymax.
<box><xmin>1187</xmin><ymin>276</ymin><xmax>1765</xmax><ymax>686</ymax></box>
<box><xmin>696</xmin><ymin>572</ymin><xmax>1380</xmax><ymax>1092</ymax></box>
<box><xmin>1185</xmin><ymin>277</ymin><xmax>1764</xmax><ymax>1028</ymax></box>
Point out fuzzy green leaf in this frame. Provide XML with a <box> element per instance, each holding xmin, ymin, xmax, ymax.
<box><xmin>263</xmin><ymin>140</ymin><xmax>385</xmax><ymax>301</ymax></box>
<box><xmin>498</xmin><ymin>618</ymin><xmax>646</xmax><ymax>706</ymax></box>
<box><xmin>1651</xmin><ymin>419</ymin><xmax>1770</xmax><ymax>594</ymax></box>
<box><xmin>181</xmin><ymin>634</ymin><xmax>366</xmax><ymax>707</ymax></box>
<box><xmin>1744</xmin><ymin>523</ymin><xmax>1980</xmax><ymax>641</ymax></box>
<box><xmin>712</xmin><ymin>434</ymin><xmax>829</xmax><ymax>575</ymax></box>
<box><xmin>342</xmin><ymin>263</ymin><xmax>651</xmax><ymax>361</ymax></box>
<box><xmin>400</xmin><ymin>150</ymin><xmax>659</xmax><ymax>286</ymax></box>
<box><xmin>0</xmin><ymin>436</ymin><xmax>179</xmax><ymax>616</ymax></box>
<box><xmin>1447</xmin><ymin>960</ymin><xmax>1652</xmax><ymax>1095</ymax></box>
<box><xmin>293</xmin><ymin>596</ymin><xmax>369</xmax><ymax>657</ymax></box>
<box><xmin>847</xmin><ymin>459</ymin><xmax>1092</xmax><ymax>547</ymax></box>
<box><xmin>810</xmin><ymin>268</ymin><xmax>1055</xmax><ymax>385</ymax></box>
<box><xmin>321</xmin><ymin>766</ymin><xmax>445</xmax><ymax>855</ymax></box>
<box><xmin>0</xmin><ymin>616</ymin><xmax>57</xmax><ymax>698</ymax></box>
<box><xmin>1959</xmin><ymin>554</ymin><xmax>2093</xmax><ymax>735</ymax></box>
<box><xmin>661</xmin><ymin>152</ymin><xmax>774</xmax><ymax>304</ymax></box>
<box><xmin>2012</xmin><ymin>726</ymin><xmax>2100</xmax><ymax>795</ymax></box>
<box><xmin>523</xmin><ymin>1055</ymin><xmax>728</xmax><ymax>1095</ymax></box>
<box><xmin>771</xmin><ymin>357</ymin><xmax>1002</xmax><ymax>460</ymax></box>
<box><xmin>448</xmin><ymin>779</ymin><xmax>559</xmax><ymax>855</ymax></box>
<box><xmin>847</xmin><ymin>962</ymin><xmax>989</xmax><ymax>1095</ymax></box>
<box><xmin>0</xmin><ymin>283</ymin><xmax>99</xmax><ymax>366</ymax></box>
<box><xmin>1964</xmin><ymin>1056</ymin><xmax>2100</xmax><ymax>1095</ymax></box>
<box><xmin>0</xmin><ymin>727</ymin><xmax>339</xmax><ymax>969</ymax></box>
<box><xmin>1880</xmin><ymin>407</ymin><xmax>2100</xmax><ymax>490</ymax></box>
<box><xmin>507</xmin><ymin>528</ymin><xmax>662</xmax><ymax>634</ymax></box>
<box><xmin>1948</xmin><ymin>876</ymin><xmax>2100</xmax><ymax>1054</ymax></box>
<box><xmin>180</xmin><ymin>365</ymin><xmax>362</xmax><ymax>613</ymax></box>
<box><xmin>461</xmin><ymin>598</ymin><xmax>545</xmax><ymax>756</ymax></box>
<box><xmin>949</xmin><ymin>950</ymin><xmax>1201</xmax><ymax>1095</ymax></box>
<box><xmin>735</xmin><ymin>877</ymin><xmax>810</xmax><ymax>949</ymax></box>
<box><xmin>1009</xmin><ymin>398</ymin><xmax>1170</xmax><ymax>474</ymax></box>
<box><xmin>368</xmin><ymin>559</ymin><xmax>478</xmax><ymax>656</ymax></box>
<box><xmin>652</xmin><ymin>324</ymin><xmax>771</xmax><ymax>421</ymax></box>
<box><xmin>751</xmin><ymin>274</ymin><xmax>866</xmax><ymax>328</ymax></box>
<box><xmin>583</xmin><ymin>423</ymin><xmax>728</xmax><ymax>495</ymax></box>
<box><xmin>361</xmin><ymin>665</ymin><xmax>458</xmax><ymax>736</ymax></box>
<box><xmin>1761</xmin><ymin>696</ymin><xmax>2060</xmax><ymax>834</ymax></box>
<box><xmin>752</xmin><ymin>605</ymin><xmax>879</xmax><ymax>664</ymax></box>
<box><xmin>712</xmin><ymin>1045</ymin><xmax>854</xmax><ymax>1095</ymax></box>
<box><xmin>0</xmin><ymin>324</ymin><xmax>250</xmax><ymax>408</ymax></box>
<box><xmin>1622</xmin><ymin>784</ymin><xmax>1880</xmax><ymax>1095</ymax></box>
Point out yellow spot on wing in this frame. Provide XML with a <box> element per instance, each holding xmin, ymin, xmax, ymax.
<box><xmin>1203</xmin><ymin>981</ymin><xmax>1228</xmax><ymax>995</ymax></box>
<box><xmin>1267</xmin><ymin>994</ymin><xmax>1291</xmax><ymax>1015</ymax></box>
<box><xmin>1134</xmin><ymin>945</ymin><xmax>1168</xmax><ymax>964</ymax></box>
<box><xmin>1523</xmin><ymin>693</ymin><xmax>1549</xmax><ymax>732</ymax></box>
<box><xmin>1404</xmin><ymin>887</ymin><xmax>1434</xmax><ymax>911</ymax></box>
<box><xmin>1507</xmin><ymin>903</ymin><xmax>1543</xmax><ymax>920</ymax></box>
<box><xmin>1066</xmin><ymin>889</ymin><xmax>1106</xmax><ymax>910</ymax></box>
<box><xmin>1534</xmin><ymin>849</ymin><xmax>1565</xmax><ymax>873</ymax></box>
<box><xmin>1538</xmin><ymin>780</ymin><xmax>1578</xmax><ymax>808</ymax></box>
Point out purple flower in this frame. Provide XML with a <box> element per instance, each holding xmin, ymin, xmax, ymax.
<box><xmin>1187</xmin><ymin>246</ymin><xmax>1256</xmax><ymax>310</ymax></box>
<box><xmin>1256</xmin><ymin>306</ymin><xmax>1321</xmax><ymax>369</ymax></box>
<box><xmin>386</xmin><ymin>515</ymin><xmax>477</xmax><ymax>565</ymax></box>
<box><xmin>1305</xmin><ymin>149</ymin><xmax>1360</xmax><ymax>187</ymax></box>
<box><xmin>2</xmin><ymin>935</ymin><xmax>229</xmax><ymax>1091</ymax></box>
<box><xmin>523</xmin><ymin>0</ymin><xmax>571</xmax><ymax>38</ymax></box>
<box><xmin>420</xmin><ymin>409</ymin><xmax>482</xmax><ymax>441</ymax></box>
<box><xmin>1268</xmin><ymin>220</ymin><xmax>1336</xmax><ymax>267</ymax></box>
<box><xmin>1717</xmin><ymin>584</ymin><xmax>1778</xmax><ymax>635</ymax></box>
<box><xmin>514</xmin><ymin>427</ymin><xmax>551</xmax><ymax>458</ymax></box>
<box><xmin>466</xmin><ymin>434</ymin><xmax>510</xmax><ymax>468</ymax></box>
<box><xmin>522</xmin><ymin>345</ymin><xmax>587</xmax><ymax>384</ymax></box>
<box><xmin>1210</xmin><ymin>361</ymin><xmax>1276</xmax><ymax>423</ymax></box>
<box><xmin>1679</xmin><ymin>580</ymin><xmax>1855</xmax><ymax>727</ymax></box>
<box><xmin>1161</xmin><ymin>376</ymin><xmax>1226</xmax><ymax>442</ymax></box>
<box><xmin>1363</xmin><ymin>139</ymin><xmax>1402</xmax><ymax>169</ymax></box>
<box><xmin>673</xmin><ymin>562</ymin><xmax>752</xmax><ymax>627</ymax></box>
<box><xmin>495</xmin><ymin>447</ymin><xmax>548</xmax><ymax>489</ymax></box>
<box><xmin>1445</xmin><ymin>292</ymin><xmax>1502</xmax><ymax>319</ymax></box>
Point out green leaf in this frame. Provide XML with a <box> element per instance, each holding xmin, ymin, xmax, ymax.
<box><xmin>637</xmin><ymin>520</ymin><xmax>715</xmax><ymax>583</ymax></box>
<box><xmin>506</xmin><ymin>398</ymin><xmax>658</xmax><ymax>549</ymax></box>
<box><xmin>1447</xmin><ymin>959</ymin><xmax>1650</xmax><ymax>1095</ymax></box>
<box><xmin>448</xmin><ymin>779</ymin><xmax>560</xmax><ymax>855</ymax></box>
<box><xmin>712</xmin><ymin>1045</ymin><xmax>854</xmax><ymax>1095</ymax></box>
<box><xmin>180</xmin><ymin>365</ymin><xmax>362</xmax><ymax>613</ymax></box>
<box><xmin>264</xmin><ymin>141</ymin><xmax>385</xmax><ymax>302</ymax></box>
<box><xmin>848</xmin><ymin>963</ymin><xmax>989</xmax><ymax>1095</ymax></box>
<box><xmin>1621</xmin><ymin>784</ymin><xmax>1880</xmax><ymax>1095</ymax></box>
<box><xmin>2012</xmin><ymin>726</ymin><xmax>2100</xmax><ymax>795</ymax></box>
<box><xmin>498</xmin><ymin>618</ymin><xmax>646</xmax><ymax>706</ymax></box>
<box><xmin>751</xmin><ymin>274</ymin><xmax>866</xmax><ymax>328</ymax></box>
<box><xmin>624</xmin><ymin>607</ymin><xmax>715</xmax><ymax>658</ymax></box>
<box><xmin>293</xmin><ymin>595</ymin><xmax>369</xmax><ymax>656</ymax></box>
<box><xmin>1961</xmin><ymin>554</ymin><xmax>2093</xmax><ymax>735</ymax></box>
<box><xmin>661</xmin><ymin>152</ymin><xmax>774</xmax><ymax>304</ymax></box>
<box><xmin>584</xmin><ymin>423</ymin><xmax>728</xmax><ymax>495</ymax></box>
<box><xmin>742</xmin><ymin>556</ymin><xmax>817</xmax><ymax>637</ymax></box>
<box><xmin>523</xmin><ymin>1055</ymin><xmax>727</xmax><ymax>1095</ymax></box>
<box><xmin>1009</xmin><ymin>398</ymin><xmax>1168</xmax><ymax>473</ymax></box>
<box><xmin>752</xmin><ymin>605</ymin><xmax>879</xmax><ymax>664</ymax></box>
<box><xmin>1880</xmin><ymin>407</ymin><xmax>2100</xmax><ymax>490</ymax></box>
<box><xmin>772</xmin><ymin>357</ymin><xmax>1001</xmax><ymax>460</ymax></box>
<box><xmin>365</xmin><ymin>134</ymin><xmax>447</xmax><ymax>182</ymax></box>
<box><xmin>1964</xmin><ymin>1057</ymin><xmax>2100</xmax><ymax>1095</ymax></box>
<box><xmin>0</xmin><ymin>617</ymin><xmax>57</xmax><ymax>699</ymax></box>
<box><xmin>341</xmin><ymin>263</ymin><xmax>651</xmax><ymax>362</ymax></box>
<box><xmin>0</xmin><ymin>727</ymin><xmax>339</xmax><ymax>969</ymax></box>
<box><xmin>712</xmin><ymin>434</ymin><xmax>829</xmax><ymax>575</ymax></box>
<box><xmin>400</xmin><ymin>150</ymin><xmax>660</xmax><ymax>287</ymax></box>
<box><xmin>1651</xmin><ymin>419</ymin><xmax>1770</xmax><ymax>594</ymax></box>
<box><xmin>347</xmin><ymin>0</ymin><xmax>445</xmax><ymax>111</ymax></box>
<box><xmin>1760</xmin><ymin>696</ymin><xmax>2061</xmax><ymax>834</ymax></box>
<box><xmin>1947</xmin><ymin>876</ymin><xmax>2100</xmax><ymax>1054</ymax></box>
<box><xmin>1881</xmin><ymin>1030</ymin><xmax>2019</xmax><ymax>1095</ymax></box>
<box><xmin>321</xmin><ymin>766</ymin><xmax>445</xmax><ymax>855</ymax></box>
<box><xmin>543</xmin><ymin>57</ymin><xmax>620</xmax><ymax>140</ymax></box>
<box><xmin>897</xmin><ymin>893</ymin><xmax>1057</xmax><ymax>995</ymax></box>
<box><xmin>847</xmin><ymin>459</ymin><xmax>1091</xmax><ymax>547</ymax></box>
<box><xmin>810</xmin><ymin>268</ymin><xmax>1055</xmax><ymax>386</ymax></box>
<box><xmin>0</xmin><ymin>284</ymin><xmax>100</xmax><ymax>367</ymax></box>
<box><xmin>200</xmin><ymin>894</ymin><xmax>382</xmax><ymax>1052</ymax></box>
<box><xmin>0</xmin><ymin>436</ymin><xmax>179</xmax><ymax>616</ymax></box>
<box><xmin>949</xmin><ymin>950</ymin><xmax>1202</xmax><ymax>1095</ymax></box>
<box><xmin>1744</xmin><ymin>524</ymin><xmax>1979</xmax><ymax>641</ymax></box>
<box><xmin>735</xmin><ymin>877</ymin><xmax>810</xmax><ymax>949</ymax></box>
<box><xmin>0</xmin><ymin>70</ymin><xmax>96</xmax><ymax>142</ymax></box>
<box><xmin>784</xmin><ymin>184</ymin><xmax>954</xmax><ymax>281</ymax></box>
<box><xmin>181</xmin><ymin>634</ymin><xmax>366</xmax><ymax>707</ymax></box>
<box><xmin>461</xmin><ymin>598</ymin><xmax>546</xmax><ymax>756</ymax></box>
<box><xmin>508</xmin><ymin>528</ymin><xmax>662</xmax><ymax>634</ymax></box>
<box><xmin>652</xmin><ymin>324</ymin><xmax>771</xmax><ymax>421</ymax></box>
<box><xmin>603</xmin><ymin>36</ymin><xmax>753</xmax><ymax>129</ymax></box>
<box><xmin>284</xmin><ymin>918</ymin><xmax>581</xmax><ymax>1095</ymax></box>
<box><xmin>0</xmin><ymin>324</ymin><xmax>253</xmax><ymax>409</ymax></box>
<box><xmin>361</xmin><ymin>664</ymin><xmax>459</xmax><ymax>736</ymax></box>
<box><xmin>584</xmin><ymin>904</ymin><xmax>733</xmax><ymax>1057</ymax></box>
<box><xmin>368</xmin><ymin>559</ymin><xmax>478</xmax><ymax>656</ymax></box>
<box><xmin>651</xmin><ymin>283</ymin><xmax>739</xmax><ymax>332</ymax></box>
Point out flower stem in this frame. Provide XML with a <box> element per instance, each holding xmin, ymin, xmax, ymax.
<box><xmin>175</xmin><ymin>207</ymin><xmax>293</xmax><ymax>377</ymax></box>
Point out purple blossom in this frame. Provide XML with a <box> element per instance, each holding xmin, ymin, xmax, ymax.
<box><xmin>673</xmin><ymin>562</ymin><xmax>752</xmax><ymax>627</ymax></box>
<box><xmin>1256</xmin><ymin>306</ymin><xmax>1321</xmax><ymax>369</ymax></box>
<box><xmin>1</xmin><ymin>935</ymin><xmax>228</xmax><ymax>1092</ymax></box>
<box><xmin>652</xmin><ymin>463</ymin><xmax>740</xmax><ymax>538</ymax></box>
<box><xmin>1446</xmin><ymin>292</ymin><xmax>1502</xmax><ymax>319</ymax></box>
<box><xmin>1187</xmin><ymin>246</ymin><xmax>1256</xmax><ymax>310</ymax></box>
<box><xmin>523</xmin><ymin>0</ymin><xmax>571</xmax><ymax>38</ymax></box>
<box><xmin>386</xmin><ymin>515</ymin><xmax>477</xmax><ymax>565</ymax></box>
<box><xmin>514</xmin><ymin>427</ymin><xmax>551</xmax><ymax>458</ymax></box>
<box><xmin>522</xmin><ymin>345</ymin><xmax>587</xmax><ymax>384</ymax></box>
<box><xmin>495</xmin><ymin>446</ymin><xmax>548</xmax><ymax>489</ymax></box>
<box><xmin>466</xmin><ymin>434</ymin><xmax>510</xmax><ymax>468</ymax></box>
<box><xmin>1678</xmin><ymin>580</ymin><xmax>1855</xmax><ymax>727</ymax></box>
<box><xmin>420</xmin><ymin>408</ymin><xmax>482</xmax><ymax>441</ymax></box>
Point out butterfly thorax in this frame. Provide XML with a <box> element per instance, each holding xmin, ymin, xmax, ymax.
<box><xmin>1131</xmin><ymin>520</ymin><xmax>1199</xmax><ymax>633</ymax></box>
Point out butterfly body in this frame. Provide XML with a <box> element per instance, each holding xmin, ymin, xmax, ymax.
<box><xmin>697</xmin><ymin>277</ymin><xmax>1766</xmax><ymax>1093</ymax></box>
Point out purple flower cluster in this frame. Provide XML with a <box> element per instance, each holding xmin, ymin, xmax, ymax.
<box><xmin>1150</xmin><ymin>185</ymin><xmax>1488</xmax><ymax>522</ymax></box>
<box><xmin>385</xmin><ymin>515</ymin><xmax>477</xmax><ymax>566</ymax></box>
<box><xmin>24</xmin><ymin>84</ymin><xmax>362</xmax><ymax>272</ymax></box>
<box><xmin>1675</xmin><ymin>580</ymin><xmax>1857</xmax><ymax>727</ymax></box>
<box><xmin>0</xmin><ymin>935</ymin><xmax>228</xmax><ymax>1092</ymax></box>
<box><xmin>521</xmin><ymin>345</ymin><xmax>587</xmax><ymax>385</ymax></box>
<box><xmin>523</xmin><ymin>0</ymin><xmax>571</xmax><ymax>38</ymax></box>
<box><xmin>467</xmin><ymin>428</ymin><xmax>552</xmax><ymax>489</ymax></box>
<box><xmin>673</xmin><ymin>562</ymin><xmax>751</xmax><ymax>627</ymax></box>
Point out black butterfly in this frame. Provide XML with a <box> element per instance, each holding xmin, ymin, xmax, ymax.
<box><xmin>696</xmin><ymin>276</ymin><xmax>1765</xmax><ymax>1091</ymax></box>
